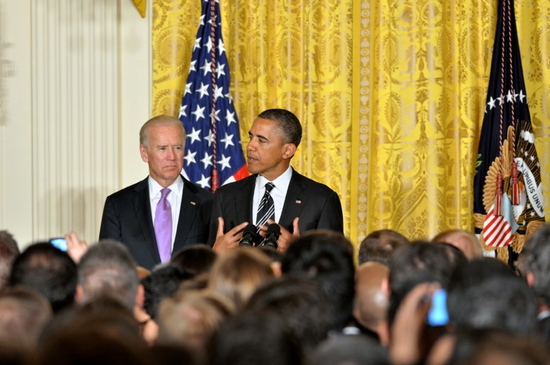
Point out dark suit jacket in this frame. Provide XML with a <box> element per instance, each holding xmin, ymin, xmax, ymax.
<box><xmin>99</xmin><ymin>175</ymin><xmax>214</xmax><ymax>270</ymax></box>
<box><xmin>207</xmin><ymin>169</ymin><xmax>343</xmax><ymax>245</ymax></box>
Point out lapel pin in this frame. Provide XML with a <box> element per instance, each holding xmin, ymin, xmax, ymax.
<box><xmin>295</xmin><ymin>199</ymin><xmax>302</xmax><ymax>204</ymax></box>
<box><xmin>190</xmin><ymin>201</ymin><xmax>197</xmax><ymax>205</ymax></box>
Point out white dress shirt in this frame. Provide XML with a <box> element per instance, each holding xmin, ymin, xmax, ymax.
<box><xmin>252</xmin><ymin>166</ymin><xmax>293</xmax><ymax>226</ymax></box>
<box><xmin>148</xmin><ymin>176</ymin><xmax>183</xmax><ymax>250</ymax></box>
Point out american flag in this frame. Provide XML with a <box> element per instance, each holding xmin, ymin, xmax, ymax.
<box><xmin>473</xmin><ymin>0</ymin><xmax>545</xmax><ymax>257</ymax></box>
<box><xmin>178</xmin><ymin>0</ymin><xmax>248</xmax><ymax>192</ymax></box>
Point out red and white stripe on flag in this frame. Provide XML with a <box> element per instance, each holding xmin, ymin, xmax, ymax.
<box><xmin>482</xmin><ymin>206</ymin><xmax>513</xmax><ymax>247</ymax></box>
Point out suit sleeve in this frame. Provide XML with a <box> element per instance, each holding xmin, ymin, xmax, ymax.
<box><xmin>207</xmin><ymin>192</ymin><xmax>224</xmax><ymax>246</ymax></box>
<box><xmin>316</xmin><ymin>190</ymin><xmax>344</xmax><ymax>233</ymax></box>
<box><xmin>98</xmin><ymin>196</ymin><xmax>122</xmax><ymax>242</ymax></box>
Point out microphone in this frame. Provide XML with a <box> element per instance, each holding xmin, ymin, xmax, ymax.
<box><xmin>239</xmin><ymin>223</ymin><xmax>258</xmax><ymax>247</ymax></box>
<box><xmin>259</xmin><ymin>223</ymin><xmax>280</xmax><ymax>249</ymax></box>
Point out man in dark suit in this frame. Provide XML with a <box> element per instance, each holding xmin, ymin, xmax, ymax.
<box><xmin>99</xmin><ymin>115</ymin><xmax>213</xmax><ymax>270</ymax></box>
<box><xmin>209</xmin><ymin>108</ymin><xmax>343</xmax><ymax>252</ymax></box>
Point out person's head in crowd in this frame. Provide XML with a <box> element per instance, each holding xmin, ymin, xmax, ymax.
<box><xmin>170</xmin><ymin>244</ymin><xmax>217</xmax><ymax>276</ymax></box>
<box><xmin>207</xmin><ymin>246</ymin><xmax>274</xmax><ymax>310</ymax></box>
<box><xmin>257</xmin><ymin>246</ymin><xmax>284</xmax><ymax>277</ymax></box>
<box><xmin>353</xmin><ymin>261</ymin><xmax>390</xmax><ymax>345</ymax></box>
<box><xmin>282</xmin><ymin>230</ymin><xmax>355</xmax><ymax>332</ymax></box>
<box><xmin>426</xmin><ymin>332</ymin><xmax>457</xmax><ymax>365</ymax></box>
<box><xmin>523</xmin><ymin>224</ymin><xmax>550</xmax><ymax>310</ymax></box>
<box><xmin>157</xmin><ymin>289</ymin><xmax>235</xmax><ymax>363</ymax></box>
<box><xmin>9</xmin><ymin>242</ymin><xmax>77</xmax><ymax>312</ymax></box>
<box><xmin>246</xmin><ymin>276</ymin><xmax>333</xmax><ymax>356</ymax></box>
<box><xmin>358</xmin><ymin>229</ymin><xmax>409</xmax><ymax>266</ymax></box>
<box><xmin>439</xmin><ymin>242</ymin><xmax>468</xmax><ymax>269</ymax></box>
<box><xmin>515</xmin><ymin>250</ymin><xmax>530</xmax><ymax>278</ymax></box>
<box><xmin>0</xmin><ymin>230</ymin><xmax>19</xmax><ymax>290</ymax></box>
<box><xmin>207</xmin><ymin>311</ymin><xmax>303</xmax><ymax>365</ymax></box>
<box><xmin>447</xmin><ymin>257</ymin><xmax>538</xmax><ymax>337</ymax></box>
<box><xmin>76</xmin><ymin>240</ymin><xmax>142</xmax><ymax>311</ymax></box>
<box><xmin>388</xmin><ymin>241</ymin><xmax>458</xmax><ymax>325</ymax></box>
<box><xmin>431</xmin><ymin>229</ymin><xmax>483</xmax><ymax>260</ymax></box>
<box><xmin>0</xmin><ymin>342</ymin><xmax>29</xmax><ymax>365</ymax></box>
<box><xmin>179</xmin><ymin>272</ymin><xmax>210</xmax><ymax>292</ymax></box>
<box><xmin>445</xmin><ymin>328</ymin><xmax>550</xmax><ymax>365</ymax></box>
<box><xmin>450</xmin><ymin>256</ymin><xmax>515</xmax><ymax>285</ymax></box>
<box><xmin>40</xmin><ymin>295</ymin><xmax>143</xmax><ymax>347</ymax></box>
<box><xmin>427</xmin><ymin>327</ymin><xmax>549</xmax><ymax>365</ymax></box>
<box><xmin>309</xmin><ymin>335</ymin><xmax>390</xmax><ymax>365</ymax></box>
<box><xmin>148</xmin><ymin>344</ymin><xmax>195</xmax><ymax>365</ymax></box>
<box><xmin>0</xmin><ymin>286</ymin><xmax>53</xmax><ymax>351</ymax></box>
<box><xmin>34</xmin><ymin>300</ymin><xmax>151</xmax><ymax>365</ymax></box>
<box><xmin>141</xmin><ymin>265</ymin><xmax>194</xmax><ymax>320</ymax></box>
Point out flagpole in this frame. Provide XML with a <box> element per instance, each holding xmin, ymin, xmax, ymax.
<box><xmin>178</xmin><ymin>0</ymin><xmax>248</xmax><ymax>192</ymax></box>
<box><xmin>208</xmin><ymin>0</ymin><xmax>219</xmax><ymax>191</ymax></box>
<box><xmin>474</xmin><ymin>0</ymin><xmax>545</xmax><ymax>262</ymax></box>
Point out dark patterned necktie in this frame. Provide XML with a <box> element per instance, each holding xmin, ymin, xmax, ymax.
<box><xmin>256</xmin><ymin>182</ymin><xmax>275</xmax><ymax>227</ymax></box>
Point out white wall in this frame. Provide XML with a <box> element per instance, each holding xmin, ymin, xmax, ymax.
<box><xmin>0</xmin><ymin>0</ymin><xmax>151</xmax><ymax>248</ymax></box>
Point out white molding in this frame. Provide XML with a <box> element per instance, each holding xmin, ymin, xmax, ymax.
<box><xmin>1</xmin><ymin>0</ymin><xmax>151</xmax><ymax>248</ymax></box>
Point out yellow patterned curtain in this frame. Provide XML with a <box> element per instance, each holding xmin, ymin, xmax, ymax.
<box><xmin>152</xmin><ymin>0</ymin><xmax>550</xmax><ymax>246</ymax></box>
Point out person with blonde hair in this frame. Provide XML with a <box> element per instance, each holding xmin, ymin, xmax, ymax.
<box><xmin>156</xmin><ymin>290</ymin><xmax>234</xmax><ymax>362</ymax></box>
<box><xmin>431</xmin><ymin>229</ymin><xmax>483</xmax><ymax>260</ymax></box>
<box><xmin>207</xmin><ymin>247</ymin><xmax>274</xmax><ymax>310</ymax></box>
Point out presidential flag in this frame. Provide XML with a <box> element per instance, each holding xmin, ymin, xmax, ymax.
<box><xmin>179</xmin><ymin>0</ymin><xmax>248</xmax><ymax>192</ymax></box>
<box><xmin>473</xmin><ymin>0</ymin><xmax>545</xmax><ymax>263</ymax></box>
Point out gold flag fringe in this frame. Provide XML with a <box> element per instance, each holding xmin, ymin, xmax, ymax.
<box><xmin>131</xmin><ymin>0</ymin><xmax>146</xmax><ymax>18</ymax></box>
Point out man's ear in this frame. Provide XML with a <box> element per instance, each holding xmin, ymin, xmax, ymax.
<box><xmin>271</xmin><ymin>262</ymin><xmax>282</xmax><ymax>278</ymax></box>
<box><xmin>526</xmin><ymin>271</ymin><xmax>535</xmax><ymax>288</ymax></box>
<box><xmin>135</xmin><ymin>283</ymin><xmax>145</xmax><ymax>309</ymax></box>
<box><xmin>75</xmin><ymin>284</ymin><xmax>84</xmax><ymax>304</ymax></box>
<box><xmin>139</xmin><ymin>145</ymin><xmax>148</xmax><ymax>162</ymax></box>
<box><xmin>381</xmin><ymin>276</ymin><xmax>390</xmax><ymax>298</ymax></box>
<box><xmin>282</xmin><ymin>143</ymin><xmax>297</xmax><ymax>159</ymax></box>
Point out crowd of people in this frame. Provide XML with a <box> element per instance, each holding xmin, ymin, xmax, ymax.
<box><xmin>0</xmin><ymin>225</ymin><xmax>549</xmax><ymax>364</ymax></box>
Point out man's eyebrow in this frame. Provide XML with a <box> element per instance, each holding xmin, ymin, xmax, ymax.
<box><xmin>248</xmin><ymin>131</ymin><xmax>268</xmax><ymax>140</ymax></box>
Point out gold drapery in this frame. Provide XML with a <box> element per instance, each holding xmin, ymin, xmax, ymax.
<box><xmin>152</xmin><ymin>0</ymin><xmax>550</xmax><ymax>246</ymax></box>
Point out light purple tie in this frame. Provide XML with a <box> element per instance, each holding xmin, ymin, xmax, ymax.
<box><xmin>154</xmin><ymin>188</ymin><xmax>172</xmax><ymax>263</ymax></box>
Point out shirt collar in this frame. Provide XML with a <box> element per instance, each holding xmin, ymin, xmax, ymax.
<box><xmin>148</xmin><ymin>175</ymin><xmax>183</xmax><ymax>199</ymax></box>
<box><xmin>257</xmin><ymin>166</ymin><xmax>293</xmax><ymax>193</ymax></box>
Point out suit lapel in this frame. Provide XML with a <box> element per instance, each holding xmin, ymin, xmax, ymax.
<box><xmin>238</xmin><ymin>175</ymin><xmax>256</xmax><ymax>223</ymax></box>
<box><xmin>279</xmin><ymin>170</ymin><xmax>307</xmax><ymax>229</ymax></box>
<box><xmin>173</xmin><ymin>179</ymin><xmax>200</xmax><ymax>253</ymax></box>
<box><xmin>132</xmin><ymin>178</ymin><xmax>161</xmax><ymax>263</ymax></box>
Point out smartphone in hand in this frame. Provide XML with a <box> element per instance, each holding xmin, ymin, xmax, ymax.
<box><xmin>426</xmin><ymin>288</ymin><xmax>449</xmax><ymax>326</ymax></box>
<box><xmin>49</xmin><ymin>237</ymin><xmax>67</xmax><ymax>252</ymax></box>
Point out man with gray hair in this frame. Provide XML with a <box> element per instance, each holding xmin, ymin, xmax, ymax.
<box><xmin>76</xmin><ymin>240</ymin><xmax>142</xmax><ymax>311</ymax></box>
<box><xmin>99</xmin><ymin>115</ymin><xmax>214</xmax><ymax>270</ymax></box>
